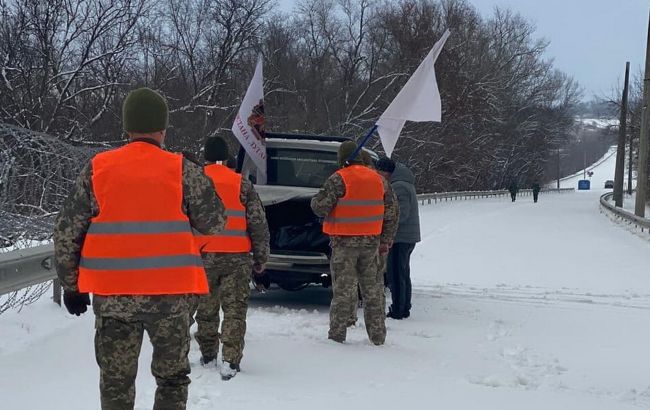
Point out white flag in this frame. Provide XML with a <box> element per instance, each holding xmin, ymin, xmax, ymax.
<box><xmin>232</xmin><ymin>56</ymin><xmax>267</xmax><ymax>183</ymax></box>
<box><xmin>376</xmin><ymin>30</ymin><xmax>450</xmax><ymax>158</ymax></box>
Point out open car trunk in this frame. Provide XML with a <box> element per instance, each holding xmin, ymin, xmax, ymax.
<box><xmin>255</xmin><ymin>185</ymin><xmax>331</xmax><ymax>290</ymax></box>
<box><xmin>264</xmin><ymin>198</ymin><xmax>330</xmax><ymax>255</ymax></box>
<box><xmin>256</xmin><ymin>185</ymin><xmax>329</xmax><ymax>255</ymax></box>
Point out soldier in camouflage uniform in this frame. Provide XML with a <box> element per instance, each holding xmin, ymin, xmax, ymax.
<box><xmin>346</xmin><ymin>151</ymin><xmax>398</xmax><ymax>327</ymax></box>
<box><xmin>54</xmin><ymin>88</ymin><xmax>226</xmax><ymax>410</ymax></box>
<box><xmin>194</xmin><ymin>137</ymin><xmax>269</xmax><ymax>380</ymax></box>
<box><xmin>311</xmin><ymin>141</ymin><xmax>398</xmax><ymax>345</ymax></box>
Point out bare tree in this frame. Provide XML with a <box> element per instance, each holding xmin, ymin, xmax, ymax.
<box><xmin>0</xmin><ymin>0</ymin><xmax>148</xmax><ymax>141</ymax></box>
<box><xmin>1</xmin><ymin>0</ymin><xmax>584</xmax><ymax>232</ymax></box>
<box><xmin>0</xmin><ymin>123</ymin><xmax>96</xmax><ymax>314</ymax></box>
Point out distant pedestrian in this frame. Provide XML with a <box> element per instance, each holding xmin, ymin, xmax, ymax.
<box><xmin>508</xmin><ymin>180</ymin><xmax>519</xmax><ymax>202</ymax></box>
<box><xmin>376</xmin><ymin>158</ymin><xmax>421</xmax><ymax>320</ymax></box>
<box><xmin>532</xmin><ymin>182</ymin><xmax>541</xmax><ymax>203</ymax></box>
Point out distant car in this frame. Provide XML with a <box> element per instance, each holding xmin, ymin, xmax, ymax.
<box><xmin>604</xmin><ymin>180</ymin><xmax>614</xmax><ymax>189</ymax></box>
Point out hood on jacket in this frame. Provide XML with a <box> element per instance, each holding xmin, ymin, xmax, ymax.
<box><xmin>390</xmin><ymin>162</ymin><xmax>416</xmax><ymax>185</ymax></box>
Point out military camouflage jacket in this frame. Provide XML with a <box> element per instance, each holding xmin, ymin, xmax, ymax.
<box><xmin>53</xmin><ymin>140</ymin><xmax>226</xmax><ymax>316</ymax></box>
<box><xmin>310</xmin><ymin>168</ymin><xmax>399</xmax><ymax>248</ymax></box>
<box><xmin>202</xmin><ymin>177</ymin><xmax>270</xmax><ymax>268</ymax></box>
<box><xmin>241</xmin><ymin>178</ymin><xmax>270</xmax><ymax>265</ymax></box>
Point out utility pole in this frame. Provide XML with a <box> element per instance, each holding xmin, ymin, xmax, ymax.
<box><xmin>614</xmin><ymin>62</ymin><xmax>630</xmax><ymax>207</ymax></box>
<box><xmin>556</xmin><ymin>147</ymin><xmax>560</xmax><ymax>189</ymax></box>
<box><xmin>628</xmin><ymin>131</ymin><xmax>634</xmax><ymax>195</ymax></box>
<box><xmin>635</xmin><ymin>11</ymin><xmax>650</xmax><ymax>217</ymax></box>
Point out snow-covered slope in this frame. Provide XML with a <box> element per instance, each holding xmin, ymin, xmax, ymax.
<box><xmin>558</xmin><ymin>145</ymin><xmax>635</xmax><ymax>191</ymax></box>
<box><xmin>1</xmin><ymin>191</ymin><xmax>649</xmax><ymax>410</ymax></box>
<box><xmin>558</xmin><ymin>145</ymin><xmax>616</xmax><ymax>189</ymax></box>
<box><xmin>577</xmin><ymin>118</ymin><xmax>619</xmax><ymax>128</ymax></box>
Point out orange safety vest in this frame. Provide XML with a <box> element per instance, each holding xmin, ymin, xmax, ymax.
<box><xmin>323</xmin><ymin>165</ymin><xmax>385</xmax><ymax>236</ymax></box>
<box><xmin>78</xmin><ymin>142</ymin><xmax>209</xmax><ymax>295</ymax></box>
<box><xmin>197</xmin><ymin>164</ymin><xmax>252</xmax><ymax>253</ymax></box>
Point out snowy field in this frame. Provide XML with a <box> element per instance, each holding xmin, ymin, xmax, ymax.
<box><xmin>2</xmin><ymin>153</ymin><xmax>650</xmax><ymax>409</ymax></box>
<box><xmin>577</xmin><ymin>118</ymin><xmax>619</xmax><ymax>129</ymax></box>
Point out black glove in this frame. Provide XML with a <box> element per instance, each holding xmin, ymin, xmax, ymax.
<box><xmin>63</xmin><ymin>290</ymin><xmax>91</xmax><ymax>316</ymax></box>
<box><xmin>252</xmin><ymin>272</ymin><xmax>271</xmax><ymax>291</ymax></box>
<box><xmin>257</xmin><ymin>273</ymin><xmax>271</xmax><ymax>289</ymax></box>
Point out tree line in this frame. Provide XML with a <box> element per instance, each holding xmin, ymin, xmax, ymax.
<box><xmin>0</xmin><ymin>0</ymin><xmax>581</xmax><ymax>192</ymax></box>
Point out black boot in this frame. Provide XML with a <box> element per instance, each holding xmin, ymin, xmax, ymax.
<box><xmin>200</xmin><ymin>355</ymin><xmax>215</xmax><ymax>366</ymax></box>
<box><xmin>387</xmin><ymin>308</ymin><xmax>403</xmax><ymax>320</ymax></box>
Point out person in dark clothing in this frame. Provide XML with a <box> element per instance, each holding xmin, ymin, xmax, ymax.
<box><xmin>376</xmin><ymin>158</ymin><xmax>421</xmax><ymax>320</ymax></box>
<box><xmin>508</xmin><ymin>181</ymin><xmax>519</xmax><ymax>202</ymax></box>
<box><xmin>532</xmin><ymin>182</ymin><xmax>541</xmax><ymax>203</ymax></box>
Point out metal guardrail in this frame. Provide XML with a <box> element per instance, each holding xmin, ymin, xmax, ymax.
<box><xmin>0</xmin><ymin>187</ymin><xmax>576</xmax><ymax>303</ymax></box>
<box><xmin>0</xmin><ymin>244</ymin><xmax>60</xmax><ymax>304</ymax></box>
<box><xmin>599</xmin><ymin>192</ymin><xmax>650</xmax><ymax>232</ymax></box>
<box><xmin>417</xmin><ymin>188</ymin><xmax>575</xmax><ymax>205</ymax></box>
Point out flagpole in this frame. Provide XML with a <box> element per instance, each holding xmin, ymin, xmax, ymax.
<box><xmin>347</xmin><ymin>124</ymin><xmax>378</xmax><ymax>163</ymax></box>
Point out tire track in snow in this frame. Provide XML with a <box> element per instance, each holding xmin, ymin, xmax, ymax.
<box><xmin>413</xmin><ymin>284</ymin><xmax>650</xmax><ymax>310</ymax></box>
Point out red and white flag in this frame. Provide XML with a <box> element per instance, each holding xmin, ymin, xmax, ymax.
<box><xmin>232</xmin><ymin>56</ymin><xmax>267</xmax><ymax>183</ymax></box>
<box><xmin>376</xmin><ymin>30</ymin><xmax>450</xmax><ymax>158</ymax></box>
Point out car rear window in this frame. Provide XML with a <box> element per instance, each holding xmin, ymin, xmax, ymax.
<box><xmin>266</xmin><ymin>148</ymin><xmax>339</xmax><ymax>188</ymax></box>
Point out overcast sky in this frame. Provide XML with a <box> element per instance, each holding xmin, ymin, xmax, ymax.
<box><xmin>278</xmin><ymin>0</ymin><xmax>648</xmax><ymax>100</ymax></box>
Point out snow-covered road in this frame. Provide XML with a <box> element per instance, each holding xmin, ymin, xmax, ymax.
<box><xmin>557</xmin><ymin>145</ymin><xmax>618</xmax><ymax>190</ymax></box>
<box><xmin>2</xmin><ymin>162</ymin><xmax>650</xmax><ymax>409</ymax></box>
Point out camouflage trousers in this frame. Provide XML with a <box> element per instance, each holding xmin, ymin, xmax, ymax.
<box><xmin>94</xmin><ymin>311</ymin><xmax>191</xmax><ymax>410</ymax></box>
<box><xmin>329</xmin><ymin>245</ymin><xmax>386</xmax><ymax>345</ymax></box>
<box><xmin>349</xmin><ymin>253</ymin><xmax>387</xmax><ymax>325</ymax></box>
<box><xmin>195</xmin><ymin>253</ymin><xmax>252</xmax><ymax>364</ymax></box>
